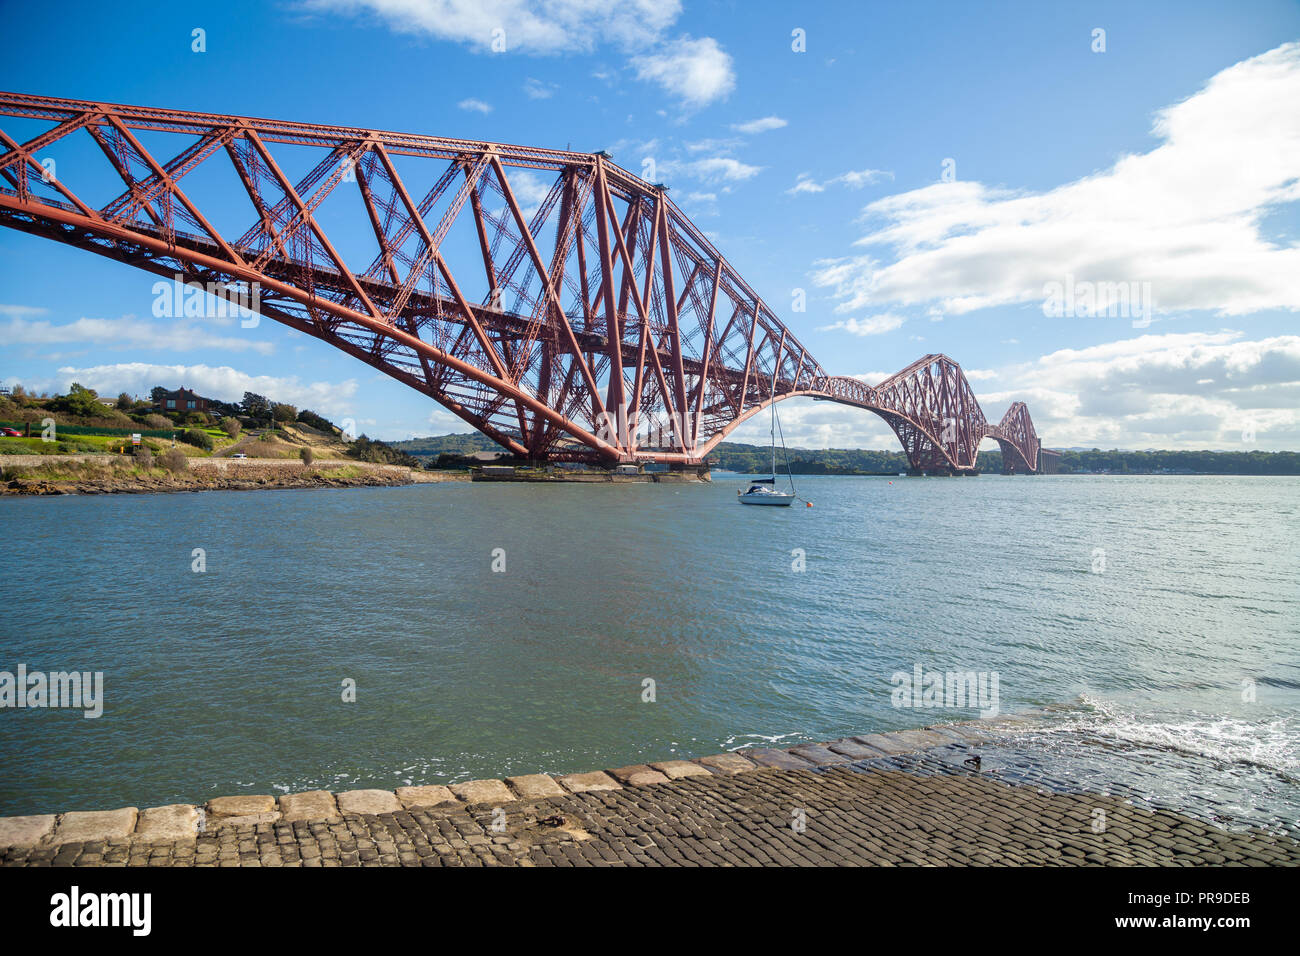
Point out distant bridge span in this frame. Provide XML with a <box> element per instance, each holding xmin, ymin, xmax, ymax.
<box><xmin>0</xmin><ymin>92</ymin><xmax>1046</xmax><ymax>473</ymax></box>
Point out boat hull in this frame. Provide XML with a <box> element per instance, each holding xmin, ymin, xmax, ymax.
<box><xmin>738</xmin><ymin>493</ymin><xmax>795</xmax><ymax>506</ymax></box>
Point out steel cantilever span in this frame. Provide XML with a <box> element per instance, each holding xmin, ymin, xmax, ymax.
<box><xmin>0</xmin><ymin>92</ymin><xmax>1047</xmax><ymax>473</ymax></box>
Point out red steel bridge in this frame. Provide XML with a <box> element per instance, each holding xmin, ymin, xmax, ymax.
<box><xmin>0</xmin><ymin>92</ymin><xmax>1052</xmax><ymax>475</ymax></box>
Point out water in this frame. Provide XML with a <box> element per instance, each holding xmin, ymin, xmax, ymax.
<box><xmin>0</xmin><ymin>475</ymin><xmax>1296</xmax><ymax>834</ymax></box>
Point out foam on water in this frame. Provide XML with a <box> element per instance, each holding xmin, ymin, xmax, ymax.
<box><xmin>976</xmin><ymin>694</ymin><xmax>1300</xmax><ymax>836</ymax></box>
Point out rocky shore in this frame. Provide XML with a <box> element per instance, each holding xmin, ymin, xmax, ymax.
<box><xmin>0</xmin><ymin>456</ymin><xmax>467</xmax><ymax>495</ymax></box>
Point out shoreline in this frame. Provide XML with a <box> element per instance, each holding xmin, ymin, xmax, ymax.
<box><xmin>0</xmin><ymin>456</ymin><xmax>468</xmax><ymax>496</ymax></box>
<box><xmin>4</xmin><ymin>716</ymin><xmax>1296</xmax><ymax>866</ymax></box>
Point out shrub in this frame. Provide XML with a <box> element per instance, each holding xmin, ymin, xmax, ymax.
<box><xmin>296</xmin><ymin>409</ymin><xmax>336</xmax><ymax>433</ymax></box>
<box><xmin>178</xmin><ymin>428</ymin><xmax>213</xmax><ymax>451</ymax></box>
<box><xmin>160</xmin><ymin>448</ymin><xmax>188</xmax><ymax>472</ymax></box>
<box><xmin>219</xmin><ymin>417</ymin><xmax>241</xmax><ymax>439</ymax></box>
<box><xmin>133</xmin><ymin>446</ymin><xmax>152</xmax><ymax>467</ymax></box>
<box><xmin>272</xmin><ymin>403</ymin><xmax>297</xmax><ymax>423</ymax></box>
<box><xmin>300</xmin><ymin>446</ymin><xmax>315</xmax><ymax>466</ymax></box>
<box><xmin>347</xmin><ymin>435</ymin><xmax>421</xmax><ymax>468</ymax></box>
<box><xmin>258</xmin><ymin>430</ymin><xmax>275</xmax><ymax>443</ymax></box>
<box><xmin>143</xmin><ymin>414</ymin><xmax>171</xmax><ymax>430</ymax></box>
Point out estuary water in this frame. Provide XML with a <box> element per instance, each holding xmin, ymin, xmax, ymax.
<box><xmin>1</xmin><ymin>474</ymin><xmax>1296</xmax><ymax>834</ymax></box>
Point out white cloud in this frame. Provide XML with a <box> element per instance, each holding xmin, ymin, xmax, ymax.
<box><xmin>683</xmin><ymin>136</ymin><xmax>740</xmax><ymax>154</ymax></box>
<box><xmin>311</xmin><ymin>2</ymin><xmax>734</xmax><ymax>110</ymax></box>
<box><xmin>681</xmin><ymin>156</ymin><xmax>760</xmax><ymax>183</ymax></box>
<box><xmin>457</xmin><ymin>98</ymin><xmax>493</xmax><ymax>114</ymax></box>
<box><xmin>835</xmin><ymin>169</ymin><xmax>893</xmax><ymax>189</ymax></box>
<box><xmin>817</xmin><ymin>313</ymin><xmax>905</xmax><ymax>336</ymax></box>
<box><xmin>0</xmin><ymin>304</ymin><xmax>48</xmax><ymax>317</ymax></box>
<box><xmin>631</xmin><ymin>36</ymin><xmax>735</xmax><ymax>107</ymax></box>
<box><xmin>34</xmin><ymin>363</ymin><xmax>362</xmax><ymax>420</ymax></box>
<box><xmin>788</xmin><ymin>168</ymin><xmax>892</xmax><ymax>196</ymax></box>
<box><xmin>731</xmin><ymin>116</ymin><xmax>787</xmax><ymax>134</ymax></box>
<box><xmin>813</xmin><ymin>42</ymin><xmax>1300</xmax><ymax>319</ymax></box>
<box><xmin>726</xmin><ymin>397</ymin><xmax>900</xmax><ymax>450</ymax></box>
<box><xmin>789</xmin><ymin>174</ymin><xmax>824</xmax><ymax>195</ymax></box>
<box><xmin>989</xmin><ymin>331</ymin><xmax>1300</xmax><ymax>450</ymax></box>
<box><xmin>522</xmin><ymin>77</ymin><xmax>557</xmax><ymax>99</ymax></box>
<box><xmin>502</xmin><ymin>169</ymin><xmax>552</xmax><ymax>215</ymax></box>
<box><xmin>2</xmin><ymin>315</ymin><xmax>274</xmax><ymax>355</ymax></box>
<box><xmin>726</xmin><ymin>332</ymin><xmax>1300</xmax><ymax>451</ymax></box>
<box><xmin>307</xmin><ymin>0</ymin><xmax>683</xmax><ymax>54</ymax></box>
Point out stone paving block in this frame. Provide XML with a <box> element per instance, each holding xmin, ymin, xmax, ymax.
<box><xmin>853</xmin><ymin>733</ymin><xmax>914</xmax><ymax>754</ymax></box>
<box><xmin>210</xmin><ymin>812</ymin><xmax>281</xmax><ymax>829</ymax></box>
<box><xmin>932</xmin><ymin>722</ymin><xmax>996</xmax><ymax>742</ymax></box>
<box><xmin>135</xmin><ymin>804</ymin><xmax>200</xmax><ymax>842</ymax></box>
<box><xmin>607</xmin><ymin>765</ymin><xmax>670</xmax><ymax>786</ymax></box>
<box><xmin>558</xmin><ymin>771</ymin><xmax>622</xmax><ymax>793</ymax></box>
<box><xmin>280</xmin><ymin>790</ymin><xmax>341</xmax><ymax>822</ymax></box>
<box><xmin>924</xmin><ymin>724</ymin><xmax>979</xmax><ymax>743</ymax></box>
<box><xmin>505</xmin><ymin>775</ymin><xmax>566</xmax><ymax>801</ymax></box>
<box><xmin>825</xmin><ymin>738</ymin><xmax>888</xmax><ymax>759</ymax></box>
<box><xmin>789</xmin><ymin>744</ymin><xmax>850</xmax><ymax>765</ymax></box>
<box><xmin>695</xmin><ymin>752</ymin><xmax>758</xmax><ymax>775</ymax></box>
<box><xmin>207</xmin><ymin>794</ymin><xmax>277</xmax><ymax>819</ymax></box>
<box><xmin>51</xmin><ymin>807</ymin><xmax>138</xmax><ymax>845</ymax></box>
<box><xmin>449</xmin><ymin>779</ymin><xmax>515</xmax><ymax>806</ymax></box>
<box><xmin>888</xmin><ymin>729</ymin><xmax>954</xmax><ymax>749</ymax></box>
<box><xmin>650</xmin><ymin>760</ymin><xmax>712</xmax><ymax>780</ymax></box>
<box><xmin>336</xmin><ymin>790</ymin><xmax>402</xmax><ymax>816</ymax></box>
<box><xmin>395</xmin><ymin>785</ymin><xmax>458</xmax><ymax>809</ymax></box>
<box><xmin>740</xmin><ymin>747</ymin><xmax>816</xmax><ymax>770</ymax></box>
<box><xmin>0</xmin><ymin>814</ymin><xmax>56</xmax><ymax>849</ymax></box>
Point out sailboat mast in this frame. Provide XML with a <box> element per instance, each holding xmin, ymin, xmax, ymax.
<box><xmin>770</xmin><ymin>396</ymin><xmax>776</xmax><ymax>479</ymax></box>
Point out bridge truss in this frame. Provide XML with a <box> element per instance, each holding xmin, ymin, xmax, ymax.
<box><xmin>0</xmin><ymin>92</ymin><xmax>1043</xmax><ymax>474</ymax></box>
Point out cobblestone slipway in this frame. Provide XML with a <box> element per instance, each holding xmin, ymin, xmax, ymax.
<box><xmin>4</xmin><ymin>729</ymin><xmax>1296</xmax><ymax>867</ymax></box>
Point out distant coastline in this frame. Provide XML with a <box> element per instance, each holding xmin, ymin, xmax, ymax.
<box><xmin>390</xmin><ymin>433</ymin><xmax>1300</xmax><ymax>477</ymax></box>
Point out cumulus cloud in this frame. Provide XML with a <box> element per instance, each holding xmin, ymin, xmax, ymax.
<box><xmin>817</xmin><ymin>313</ymin><xmax>905</xmax><ymax>336</ymax></box>
<box><xmin>2</xmin><ymin>315</ymin><xmax>274</xmax><ymax>356</ymax></box>
<box><xmin>631</xmin><ymin>36</ymin><xmax>735</xmax><ymax>107</ymax></box>
<box><xmin>993</xmin><ymin>331</ymin><xmax>1300</xmax><ymax>449</ymax></box>
<box><xmin>0</xmin><ymin>304</ymin><xmax>48</xmax><ymax>317</ymax></box>
<box><xmin>30</xmin><ymin>363</ymin><xmax>362</xmax><ymax>421</ymax></box>
<box><xmin>726</xmin><ymin>397</ymin><xmax>901</xmax><ymax>450</ymax></box>
<box><xmin>789</xmin><ymin>168</ymin><xmax>893</xmax><ymax>195</ymax></box>
<box><xmin>306</xmin><ymin>0</ymin><xmax>682</xmax><ymax>53</ymax></box>
<box><xmin>522</xmin><ymin>77</ymin><xmax>557</xmax><ymax>99</ymax></box>
<box><xmin>728</xmin><ymin>332</ymin><xmax>1300</xmax><ymax>451</ymax></box>
<box><xmin>812</xmin><ymin>42</ymin><xmax>1300</xmax><ymax>319</ymax></box>
<box><xmin>731</xmin><ymin>116</ymin><xmax>787</xmax><ymax>134</ymax></box>
<box><xmin>457</xmin><ymin>98</ymin><xmax>493</xmax><ymax>113</ymax></box>
<box><xmin>311</xmin><ymin>1</ymin><xmax>735</xmax><ymax>108</ymax></box>
<box><xmin>500</xmin><ymin>169</ymin><xmax>552</xmax><ymax>215</ymax></box>
<box><xmin>679</xmin><ymin>156</ymin><xmax>760</xmax><ymax>183</ymax></box>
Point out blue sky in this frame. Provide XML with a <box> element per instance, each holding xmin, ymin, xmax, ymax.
<box><xmin>1</xmin><ymin>0</ymin><xmax>1298</xmax><ymax>449</ymax></box>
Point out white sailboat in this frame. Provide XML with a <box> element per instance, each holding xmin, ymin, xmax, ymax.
<box><xmin>738</xmin><ymin>395</ymin><xmax>795</xmax><ymax>506</ymax></box>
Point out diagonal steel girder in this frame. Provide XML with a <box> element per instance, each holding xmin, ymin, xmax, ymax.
<box><xmin>0</xmin><ymin>91</ymin><xmax>1043</xmax><ymax>471</ymax></box>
